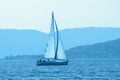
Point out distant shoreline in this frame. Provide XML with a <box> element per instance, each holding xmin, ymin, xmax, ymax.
<box><xmin>1</xmin><ymin>54</ymin><xmax>120</xmax><ymax>60</ymax></box>
<box><xmin>2</xmin><ymin>55</ymin><xmax>43</xmax><ymax>60</ymax></box>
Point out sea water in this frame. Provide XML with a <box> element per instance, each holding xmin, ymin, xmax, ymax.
<box><xmin>0</xmin><ymin>59</ymin><xmax>120</xmax><ymax>80</ymax></box>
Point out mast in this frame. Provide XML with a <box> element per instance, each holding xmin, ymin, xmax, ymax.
<box><xmin>54</xmin><ymin>20</ymin><xmax>59</xmax><ymax>59</ymax></box>
<box><xmin>51</xmin><ymin>12</ymin><xmax>56</xmax><ymax>57</ymax></box>
<box><xmin>53</xmin><ymin>13</ymin><xmax>66</xmax><ymax>59</ymax></box>
<box><xmin>50</xmin><ymin>12</ymin><xmax>58</xmax><ymax>59</ymax></box>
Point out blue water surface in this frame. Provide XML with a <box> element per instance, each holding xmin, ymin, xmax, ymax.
<box><xmin>0</xmin><ymin>59</ymin><xmax>120</xmax><ymax>80</ymax></box>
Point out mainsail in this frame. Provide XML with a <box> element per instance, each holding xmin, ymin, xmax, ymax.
<box><xmin>44</xmin><ymin>12</ymin><xmax>66</xmax><ymax>59</ymax></box>
<box><xmin>54</xmin><ymin>20</ymin><xmax>66</xmax><ymax>59</ymax></box>
<box><xmin>56</xmin><ymin>36</ymin><xmax>66</xmax><ymax>59</ymax></box>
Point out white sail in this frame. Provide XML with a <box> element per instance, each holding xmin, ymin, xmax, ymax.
<box><xmin>57</xmin><ymin>37</ymin><xmax>66</xmax><ymax>59</ymax></box>
<box><xmin>54</xmin><ymin>20</ymin><xmax>66</xmax><ymax>59</ymax></box>
<box><xmin>44</xmin><ymin>35</ymin><xmax>55</xmax><ymax>58</ymax></box>
<box><xmin>44</xmin><ymin>12</ymin><xmax>55</xmax><ymax>58</ymax></box>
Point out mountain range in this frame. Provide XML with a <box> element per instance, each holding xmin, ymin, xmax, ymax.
<box><xmin>0</xmin><ymin>27</ymin><xmax>120</xmax><ymax>58</ymax></box>
<box><xmin>4</xmin><ymin>37</ymin><xmax>120</xmax><ymax>60</ymax></box>
<box><xmin>67</xmin><ymin>38</ymin><xmax>120</xmax><ymax>59</ymax></box>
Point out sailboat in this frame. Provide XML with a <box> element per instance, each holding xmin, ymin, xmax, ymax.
<box><xmin>36</xmin><ymin>12</ymin><xmax>69</xmax><ymax>66</ymax></box>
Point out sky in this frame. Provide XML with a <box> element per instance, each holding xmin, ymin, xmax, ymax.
<box><xmin>0</xmin><ymin>0</ymin><xmax>120</xmax><ymax>33</ymax></box>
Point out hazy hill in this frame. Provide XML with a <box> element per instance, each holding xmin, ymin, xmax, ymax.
<box><xmin>67</xmin><ymin>38</ymin><xmax>120</xmax><ymax>59</ymax></box>
<box><xmin>60</xmin><ymin>27</ymin><xmax>120</xmax><ymax>49</ymax></box>
<box><xmin>0</xmin><ymin>29</ymin><xmax>48</xmax><ymax>58</ymax></box>
<box><xmin>3</xmin><ymin>38</ymin><xmax>120</xmax><ymax>60</ymax></box>
<box><xmin>1</xmin><ymin>27</ymin><xmax>120</xmax><ymax>58</ymax></box>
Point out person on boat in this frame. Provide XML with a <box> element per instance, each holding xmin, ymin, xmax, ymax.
<box><xmin>43</xmin><ymin>60</ymin><xmax>45</xmax><ymax>62</ymax></box>
<box><xmin>39</xmin><ymin>59</ymin><xmax>42</xmax><ymax>62</ymax></box>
